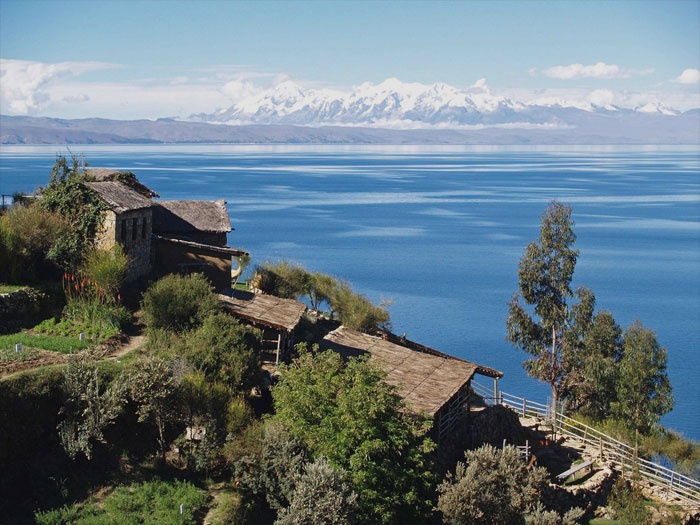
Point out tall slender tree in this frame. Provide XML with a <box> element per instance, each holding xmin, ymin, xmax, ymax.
<box><xmin>612</xmin><ymin>321</ymin><xmax>673</xmax><ymax>445</ymax></box>
<box><xmin>506</xmin><ymin>201</ymin><xmax>580</xmax><ymax>416</ymax></box>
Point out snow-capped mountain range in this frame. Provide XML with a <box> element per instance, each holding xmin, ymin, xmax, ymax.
<box><xmin>189</xmin><ymin>78</ymin><xmax>685</xmax><ymax>129</ymax></box>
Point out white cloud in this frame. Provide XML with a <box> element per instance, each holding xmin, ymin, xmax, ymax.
<box><xmin>0</xmin><ymin>58</ymin><xmax>118</xmax><ymax>115</ymax></box>
<box><xmin>674</xmin><ymin>68</ymin><xmax>700</xmax><ymax>85</ymax></box>
<box><xmin>588</xmin><ymin>89</ymin><xmax>615</xmax><ymax>108</ymax></box>
<box><xmin>542</xmin><ymin>62</ymin><xmax>653</xmax><ymax>80</ymax></box>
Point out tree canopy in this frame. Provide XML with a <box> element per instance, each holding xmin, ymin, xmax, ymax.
<box><xmin>270</xmin><ymin>347</ymin><xmax>435</xmax><ymax>524</ymax></box>
<box><xmin>506</xmin><ymin>201</ymin><xmax>581</xmax><ymax>414</ymax></box>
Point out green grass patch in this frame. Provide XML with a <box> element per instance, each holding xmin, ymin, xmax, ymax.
<box><xmin>34</xmin><ymin>479</ymin><xmax>207</xmax><ymax>525</ymax></box>
<box><xmin>0</xmin><ymin>332</ymin><xmax>90</xmax><ymax>354</ymax></box>
<box><xmin>0</xmin><ymin>345</ymin><xmax>41</xmax><ymax>362</ymax></box>
<box><xmin>34</xmin><ymin>316</ymin><xmax>118</xmax><ymax>343</ymax></box>
<box><xmin>0</xmin><ymin>283</ymin><xmax>28</xmax><ymax>293</ymax></box>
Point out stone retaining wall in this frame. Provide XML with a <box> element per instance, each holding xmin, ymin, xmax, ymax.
<box><xmin>0</xmin><ymin>288</ymin><xmax>46</xmax><ymax>330</ymax></box>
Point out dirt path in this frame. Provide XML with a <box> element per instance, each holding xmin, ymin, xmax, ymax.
<box><xmin>103</xmin><ymin>332</ymin><xmax>146</xmax><ymax>360</ymax></box>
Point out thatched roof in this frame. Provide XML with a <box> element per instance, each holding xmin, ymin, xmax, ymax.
<box><xmin>219</xmin><ymin>291</ymin><xmax>307</xmax><ymax>332</ymax></box>
<box><xmin>377</xmin><ymin>329</ymin><xmax>503</xmax><ymax>379</ymax></box>
<box><xmin>321</xmin><ymin>327</ymin><xmax>497</xmax><ymax>416</ymax></box>
<box><xmin>153</xmin><ymin>200</ymin><xmax>231</xmax><ymax>234</ymax></box>
<box><xmin>154</xmin><ymin>235</ymin><xmax>248</xmax><ymax>257</ymax></box>
<box><xmin>85</xmin><ymin>181</ymin><xmax>152</xmax><ymax>213</ymax></box>
<box><xmin>85</xmin><ymin>168</ymin><xmax>159</xmax><ymax>198</ymax></box>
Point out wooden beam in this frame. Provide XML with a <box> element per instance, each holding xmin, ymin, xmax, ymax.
<box><xmin>275</xmin><ymin>332</ymin><xmax>282</xmax><ymax>366</ymax></box>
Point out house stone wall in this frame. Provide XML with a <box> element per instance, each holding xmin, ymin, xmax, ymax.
<box><xmin>95</xmin><ymin>208</ymin><xmax>152</xmax><ymax>280</ymax></box>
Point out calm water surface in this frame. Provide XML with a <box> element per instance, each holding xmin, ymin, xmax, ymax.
<box><xmin>1</xmin><ymin>145</ymin><xmax>699</xmax><ymax>439</ymax></box>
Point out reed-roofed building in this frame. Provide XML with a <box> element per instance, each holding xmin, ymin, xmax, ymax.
<box><xmin>152</xmin><ymin>199</ymin><xmax>245</xmax><ymax>290</ymax></box>
<box><xmin>86</xmin><ymin>181</ymin><xmax>154</xmax><ymax>279</ymax></box>
<box><xmin>220</xmin><ymin>291</ymin><xmax>307</xmax><ymax>364</ymax></box>
<box><xmin>321</xmin><ymin>326</ymin><xmax>503</xmax><ymax>442</ymax></box>
<box><xmin>85</xmin><ymin>170</ymin><xmax>247</xmax><ymax>290</ymax></box>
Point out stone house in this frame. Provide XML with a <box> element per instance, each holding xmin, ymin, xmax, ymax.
<box><xmin>86</xmin><ymin>181</ymin><xmax>154</xmax><ymax>279</ymax></box>
<box><xmin>85</xmin><ymin>170</ymin><xmax>246</xmax><ymax>290</ymax></box>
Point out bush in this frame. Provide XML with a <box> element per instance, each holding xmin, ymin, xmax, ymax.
<box><xmin>330</xmin><ymin>281</ymin><xmax>390</xmax><ymax>333</ymax></box>
<box><xmin>58</xmin><ymin>355</ymin><xmax>126</xmax><ymax>460</ymax></box>
<box><xmin>81</xmin><ymin>245</ymin><xmax>129</xmax><ymax>296</ymax></box>
<box><xmin>253</xmin><ymin>260</ymin><xmax>310</xmax><ymax>299</ymax></box>
<box><xmin>63</xmin><ymin>299</ymin><xmax>130</xmax><ymax>337</ymax></box>
<box><xmin>183</xmin><ymin>312</ymin><xmax>261</xmax><ymax>392</ymax></box>
<box><xmin>234</xmin><ymin>421</ymin><xmax>310</xmax><ymax>512</ymax></box>
<box><xmin>276</xmin><ymin>456</ymin><xmax>358</xmax><ymax>525</ymax></box>
<box><xmin>437</xmin><ymin>444</ymin><xmax>581</xmax><ymax>525</ymax></box>
<box><xmin>607</xmin><ymin>477</ymin><xmax>652</xmax><ymax>525</ymax></box>
<box><xmin>142</xmin><ymin>273</ymin><xmax>219</xmax><ymax>332</ymax></box>
<box><xmin>0</xmin><ymin>203</ymin><xmax>69</xmax><ymax>283</ymax></box>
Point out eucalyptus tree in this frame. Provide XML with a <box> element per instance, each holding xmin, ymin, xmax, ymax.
<box><xmin>612</xmin><ymin>321</ymin><xmax>673</xmax><ymax>444</ymax></box>
<box><xmin>506</xmin><ymin>201</ymin><xmax>583</xmax><ymax>416</ymax></box>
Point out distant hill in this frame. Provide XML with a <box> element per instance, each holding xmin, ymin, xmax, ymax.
<box><xmin>1</xmin><ymin>113</ymin><xmax>698</xmax><ymax>145</ymax></box>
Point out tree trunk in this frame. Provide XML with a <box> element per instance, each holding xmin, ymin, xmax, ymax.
<box><xmin>551</xmin><ymin>326</ymin><xmax>558</xmax><ymax>418</ymax></box>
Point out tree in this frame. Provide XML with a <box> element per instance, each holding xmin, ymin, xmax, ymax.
<box><xmin>506</xmin><ymin>201</ymin><xmax>581</xmax><ymax>416</ymax></box>
<box><xmin>276</xmin><ymin>456</ymin><xmax>358</xmax><ymax>525</ymax></box>
<box><xmin>611</xmin><ymin>321</ymin><xmax>673</xmax><ymax>442</ymax></box>
<box><xmin>58</xmin><ymin>355</ymin><xmax>126</xmax><ymax>460</ymax></box>
<box><xmin>141</xmin><ymin>273</ymin><xmax>219</xmax><ymax>332</ymax></box>
<box><xmin>271</xmin><ymin>348</ymin><xmax>435</xmax><ymax>524</ymax></box>
<box><xmin>437</xmin><ymin>444</ymin><xmax>582</xmax><ymax>525</ymax></box>
<box><xmin>40</xmin><ymin>154</ymin><xmax>109</xmax><ymax>271</ymax></box>
<box><xmin>183</xmin><ymin>312</ymin><xmax>261</xmax><ymax>392</ymax></box>
<box><xmin>563</xmin><ymin>310</ymin><xmax>623</xmax><ymax>420</ymax></box>
<box><xmin>127</xmin><ymin>357</ymin><xmax>181</xmax><ymax>463</ymax></box>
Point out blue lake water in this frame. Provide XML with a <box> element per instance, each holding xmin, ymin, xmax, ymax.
<box><xmin>1</xmin><ymin>144</ymin><xmax>699</xmax><ymax>440</ymax></box>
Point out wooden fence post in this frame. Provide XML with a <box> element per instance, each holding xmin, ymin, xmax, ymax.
<box><xmin>522</xmin><ymin>398</ymin><xmax>526</xmax><ymax>417</ymax></box>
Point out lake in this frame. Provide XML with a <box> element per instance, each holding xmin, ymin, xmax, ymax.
<box><xmin>1</xmin><ymin>144</ymin><xmax>699</xmax><ymax>440</ymax></box>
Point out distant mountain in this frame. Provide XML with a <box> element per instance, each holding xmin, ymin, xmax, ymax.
<box><xmin>1</xmin><ymin>111</ymin><xmax>698</xmax><ymax>145</ymax></box>
<box><xmin>189</xmin><ymin>78</ymin><xmax>691</xmax><ymax>130</ymax></box>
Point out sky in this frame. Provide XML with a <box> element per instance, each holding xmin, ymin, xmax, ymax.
<box><xmin>1</xmin><ymin>0</ymin><xmax>698</xmax><ymax>119</ymax></box>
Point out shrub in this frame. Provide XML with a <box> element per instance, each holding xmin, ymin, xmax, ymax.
<box><xmin>276</xmin><ymin>456</ymin><xmax>358</xmax><ymax>525</ymax></box>
<box><xmin>253</xmin><ymin>260</ymin><xmax>310</xmax><ymax>299</ymax></box>
<box><xmin>81</xmin><ymin>245</ymin><xmax>129</xmax><ymax>296</ymax></box>
<box><xmin>58</xmin><ymin>355</ymin><xmax>126</xmax><ymax>460</ymax></box>
<box><xmin>235</xmin><ymin>421</ymin><xmax>310</xmax><ymax>512</ymax></box>
<box><xmin>127</xmin><ymin>356</ymin><xmax>181</xmax><ymax>462</ymax></box>
<box><xmin>437</xmin><ymin>444</ymin><xmax>581</xmax><ymax>525</ymax></box>
<box><xmin>607</xmin><ymin>477</ymin><xmax>652</xmax><ymax>525</ymax></box>
<box><xmin>0</xmin><ymin>203</ymin><xmax>69</xmax><ymax>283</ymax></box>
<box><xmin>183</xmin><ymin>312</ymin><xmax>261</xmax><ymax>392</ymax></box>
<box><xmin>307</xmin><ymin>272</ymin><xmax>338</xmax><ymax>313</ymax></box>
<box><xmin>142</xmin><ymin>273</ymin><xmax>219</xmax><ymax>332</ymax></box>
<box><xmin>330</xmin><ymin>281</ymin><xmax>390</xmax><ymax>333</ymax></box>
<box><xmin>63</xmin><ymin>299</ymin><xmax>130</xmax><ymax>337</ymax></box>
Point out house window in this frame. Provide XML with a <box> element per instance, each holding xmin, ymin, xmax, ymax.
<box><xmin>142</xmin><ymin>218</ymin><xmax>148</xmax><ymax>239</ymax></box>
<box><xmin>120</xmin><ymin>219</ymin><xmax>127</xmax><ymax>242</ymax></box>
<box><xmin>132</xmin><ymin>218</ymin><xmax>137</xmax><ymax>241</ymax></box>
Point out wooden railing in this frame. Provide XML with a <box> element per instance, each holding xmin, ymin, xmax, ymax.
<box><xmin>471</xmin><ymin>380</ymin><xmax>700</xmax><ymax>507</ymax></box>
